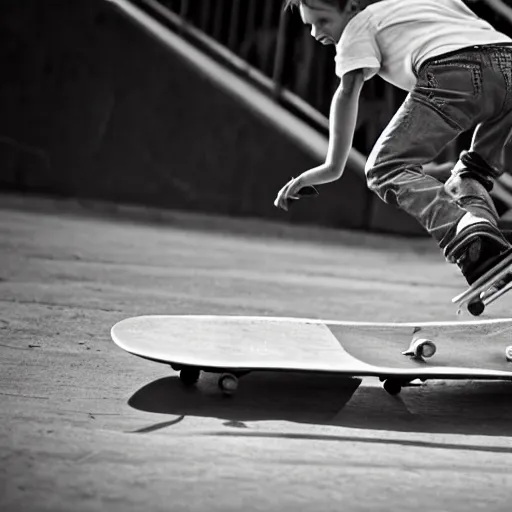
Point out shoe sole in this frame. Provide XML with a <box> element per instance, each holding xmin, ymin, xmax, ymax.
<box><xmin>444</xmin><ymin>224</ymin><xmax>509</xmax><ymax>263</ymax></box>
<box><xmin>452</xmin><ymin>249</ymin><xmax>512</xmax><ymax>309</ymax></box>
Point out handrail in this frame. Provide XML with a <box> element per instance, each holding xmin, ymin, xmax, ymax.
<box><xmin>106</xmin><ymin>0</ymin><xmax>368</xmax><ymax>172</ymax></box>
<box><xmin>123</xmin><ymin>1</ymin><xmax>391</xmax><ymax>158</ymax></box>
<box><xmin>106</xmin><ymin>0</ymin><xmax>332</xmax><ymax>163</ymax></box>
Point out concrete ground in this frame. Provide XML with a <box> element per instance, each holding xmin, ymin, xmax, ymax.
<box><xmin>1</xmin><ymin>194</ymin><xmax>511</xmax><ymax>512</ymax></box>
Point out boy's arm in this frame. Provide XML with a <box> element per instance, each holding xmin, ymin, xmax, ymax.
<box><xmin>326</xmin><ymin>69</ymin><xmax>366</xmax><ymax>176</ymax></box>
<box><xmin>299</xmin><ymin>69</ymin><xmax>365</xmax><ymax>183</ymax></box>
<box><xmin>274</xmin><ymin>69</ymin><xmax>365</xmax><ymax>210</ymax></box>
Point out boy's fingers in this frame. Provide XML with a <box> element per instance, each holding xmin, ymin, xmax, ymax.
<box><xmin>275</xmin><ymin>179</ymin><xmax>312</xmax><ymax>210</ymax></box>
<box><xmin>274</xmin><ymin>194</ymin><xmax>286</xmax><ymax>209</ymax></box>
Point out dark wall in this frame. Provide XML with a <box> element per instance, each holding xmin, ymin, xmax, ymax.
<box><xmin>0</xmin><ymin>0</ymin><xmax>424</xmax><ymax>235</ymax></box>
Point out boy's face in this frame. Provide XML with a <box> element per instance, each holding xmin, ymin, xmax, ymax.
<box><xmin>299</xmin><ymin>0</ymin><xmax>349</xmax><ymax>46</ymax></box>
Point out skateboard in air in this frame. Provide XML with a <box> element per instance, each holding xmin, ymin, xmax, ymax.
<box><xmin>111</xmin><ymin>315</ymin><xmax>512</xmax><ymax>396</ymax></box>
<box><xmin>452</xmin><ymin>252</ymin><xmax>512</xmax><ymax>316</ymax></box>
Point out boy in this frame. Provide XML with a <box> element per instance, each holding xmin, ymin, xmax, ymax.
<box><xmin>275</xmin><ymin>0</ymin><xmax>512</xmax><ymax>287</ymax></box>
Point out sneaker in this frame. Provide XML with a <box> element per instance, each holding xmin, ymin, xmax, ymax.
<box><xmin>445</xmin><ymin>223</ymin><xmax>512</xmax><ymax>285</ymax></box>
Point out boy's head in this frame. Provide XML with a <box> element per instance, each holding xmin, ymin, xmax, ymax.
<box><xmin>284</xmin><ymin>0</ymin><xmax>360</xmax><ymax>46</ymax></box>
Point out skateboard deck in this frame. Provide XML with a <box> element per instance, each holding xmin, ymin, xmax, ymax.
<box><xmin>111</xmin><ymin>315</ymin><xmax>512</xmax><ymax>395</ymax></box>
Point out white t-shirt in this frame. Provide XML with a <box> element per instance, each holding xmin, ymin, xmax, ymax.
<box><xmin>335</xmin><ymin>0</ymin><xmax>512</xmax><ymax>91</ymax></box>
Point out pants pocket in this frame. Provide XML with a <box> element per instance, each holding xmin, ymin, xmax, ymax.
<box><xmin>416</xmin><ymin>60</ymin><xmax>483</xmax><ymax>130</ymax></box>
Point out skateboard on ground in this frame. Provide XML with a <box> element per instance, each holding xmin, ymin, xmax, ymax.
<box><xmin>111</xmin><ymin>315</ymin><xmax>512</xmax><ymax>396</ymax></box>
<box><xmin>452</xmin><ymin>252</ymin><xmax>512</xmax><ymax>316</ymax></box>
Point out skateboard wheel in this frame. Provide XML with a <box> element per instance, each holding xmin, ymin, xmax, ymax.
<box><xmin>402</xmin><ymin>338</ymin><xmax>436</xmax><ymax>359</ymax></box>
<box><xmin>415</xmin><ymin>339</ymin><xmax>436</xmax><ymax>358</ymax></box>
<box><xmin>383</xmin><ymin>379</ymin><xmax>402</xmax><ymax>396</ymax></box>
<box><xmin>506</xmin><ymin>346</ymin><xmax>512</xmax><ymax>362</ymax></box>
<box><xmin>467</xmin><ymin>299</ymin><xmax>485</xmax><ymax>316</ymax></box>
<box><xmin>180</xmin><ymin>368</ymin><xmax>201</xmax><ymax>386</ymax></box>
<box><xmin>218</xmin><ymin>373</ymin><xmax>238</xmax><ymax>395</ymax></box>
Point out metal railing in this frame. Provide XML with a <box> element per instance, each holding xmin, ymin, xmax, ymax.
<box><xmin>117</xmin><ymin>0</ymin><xmax>512</xmax><ymax>164</ymax></box>
<box><xmin>130</xmin><ymin>0</ymin><xmax>405</xmax><ymax>156</ymax></box>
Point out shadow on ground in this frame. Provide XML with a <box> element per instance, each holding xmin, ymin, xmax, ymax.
<box><xmin>128</xmin><ymin>371</ymin><xmax>512</xmax><ymax>437</ymax></box>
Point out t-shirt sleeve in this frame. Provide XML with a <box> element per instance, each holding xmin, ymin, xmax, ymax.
<box><xmin>335</xmin><ymin>11</ymin><xmax>381</xmax><ymax>81</ymax></box>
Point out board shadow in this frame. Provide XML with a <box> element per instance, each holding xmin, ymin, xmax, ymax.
<box><xmin>127</xmin><ymin>371</ymin><xmax>512</xmax><ymax>436</ymax></box>
<box><xmin>129</xmin><ymin>372</ymin><xmax>360</xmax><ymax>425</ymax></box>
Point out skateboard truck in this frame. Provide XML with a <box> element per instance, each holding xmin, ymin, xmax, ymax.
<box><xmin>171</xmin><ymin>364</ymin><xmax>248</xmax><ymax>395</ymax></box>
<box><xmin>171</xmin><ymin>364</ymin><xmax>201</xmax><ymax>386</ymax></box>
<box><xmin>452</xmin><ymin>253</ymin><xmax>512</xmax><ymax>316</ymax></box>
<box><xmin>464</xmin><ymin>278</ymin><xmax>512</xmax><ymax>317</ymax></box>
<box><xmin>379</xmin><ymin>377</ymin><xmax>426</xmax><ymax>395</ymax></box>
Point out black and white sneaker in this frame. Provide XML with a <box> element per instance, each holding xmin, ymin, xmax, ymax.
<box><xmin>444</xmin><ymin>222</ymin><xmax>512</xmax><ymax>285</ymax></box>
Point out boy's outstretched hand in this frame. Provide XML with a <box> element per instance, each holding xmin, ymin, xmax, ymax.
<box><xmin>274</xmin><ymin>177</ymin><xmax>319</xmax><ymax>211</ymax></box>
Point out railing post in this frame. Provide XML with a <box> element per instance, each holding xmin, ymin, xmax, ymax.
<box><xmin>199</xmin><ymin>0</ymin><xmax>212</xmax><ymax>34</ymax></box>
<box><xmin>213</xmin><ymin>0</ymin><xmax>225</xmax><ymax>42</ymax></box>
<box><xmin>296</xmin><ymin>35</ymin><xmax>314</xmax><ymax>100</ymax></box>
<box><xmin>175</xmin><ymin>0</ymin><xmax>189</xmax><ymax>34</ymax></box>
<box><xmin>227</xmin><ymin>0</ymin><xmax>241</xmax><ymax>52</ymax></box>
<box><xmin>261</xmin><ymin>0</ymin><xmax>276</xmax><ymax>76</ymax></box>
<box><xmin>271</xmin><ymin>5</ymin><xmax>290</xmax><ymax>100</ymax></box>
<box><xmin>179</xmin><ymin>0</ymin><xmax>189</xmax><ymax>20</ymax></box>
<box><xmin>240</xmin><ymin>0</ymin><xmax>257</xmax><ymax>60</ymax></box>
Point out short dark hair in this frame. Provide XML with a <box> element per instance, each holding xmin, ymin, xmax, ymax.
<box><xmin>284</xmin><ymin>0</ymin><xmax>347</xmax><ymax>10</ymax></box>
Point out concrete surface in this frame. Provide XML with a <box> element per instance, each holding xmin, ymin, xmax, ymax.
<box><xmin>1</xmin><ymin>194</ymin><xmax>512</xmax><ymax>512</ymax></box>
